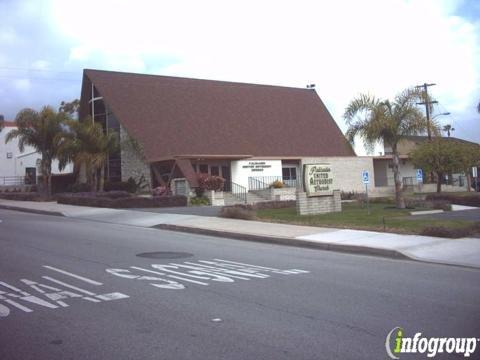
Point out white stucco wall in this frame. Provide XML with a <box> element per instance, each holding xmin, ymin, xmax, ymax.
<box><xmin>0</xmin><ymin>126</ymin><xmax>72</xmax><ymax>180</ymax></box>
<box><xmin>231</xmin><ymin>160</ymin><xmax>282</xmax><ymax>190</ymax></box>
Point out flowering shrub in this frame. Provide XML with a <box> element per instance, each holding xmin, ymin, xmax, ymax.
<box><xmin>270</xmin><ymin>180</ymin><xmax>284</xmax><ymax>189</ymax></box>
<box><xmin>196</xmin><ymin>174</ymin><xmax>225</xmax><ymax>195</ymax></box>
<box><xmin>152</xmin><ymin>186</ymin><xmax>171</xmax><ymax>197</ymax></box>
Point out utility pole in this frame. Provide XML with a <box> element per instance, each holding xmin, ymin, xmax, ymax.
<box><xmin>415</xmin><ymin>83</ymin><xmax>438</xmax><ymax>140</ymax></box>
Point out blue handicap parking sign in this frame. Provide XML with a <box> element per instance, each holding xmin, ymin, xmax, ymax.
<box><xmin>362</xmin><ymin>170</ymin><xmax>369</xmax><ymax>184</ymax></box>
<box><xmin>416</xmin><ymin>169</ymin><xmax>423</xmax><ymax>182</ymax></box>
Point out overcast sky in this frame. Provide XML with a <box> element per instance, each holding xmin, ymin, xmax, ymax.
<box><xmin>1</xmin><ymin>0</ymin><xmax>479</xmax><ymax>154</ymax></box>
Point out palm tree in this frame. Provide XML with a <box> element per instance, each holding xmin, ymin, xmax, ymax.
<box><xmin>442</xmin><ymin>124</ymin><xmax>455</xmax><ymax>137</ymax></box>
<box><xmin>6</xmin><ymin>107</ymin><xmax>69</xmax><ymax>196</ymax></box>
<box><xmin>59</xmin><ymin>118</ymin><xmax>118</xmax><ymax>191</ymax></box>
<box><xmin>344</xmin><ymin>88</ymin><xmax>430</xmax><ymax>208</ymax></box>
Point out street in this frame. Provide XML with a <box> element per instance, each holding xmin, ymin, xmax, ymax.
<box><xmin>0</xmin><ymin>209</ymin><xmax>479</xmax><ymax>360</ymax></box>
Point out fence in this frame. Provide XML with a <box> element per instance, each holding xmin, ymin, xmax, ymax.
<box><xmin>248</xmin><ymin>176</ymin><xmax>301</xmax><ymax>191</ymax></box>
<box><xmin>0</xmin><ymin>176</ymin><xmax>28</xmax><ymax>186</ymax></box>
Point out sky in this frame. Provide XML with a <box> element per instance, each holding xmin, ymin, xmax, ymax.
<box><xmin>0</xmin><ymin>0</ymin><xmax>479</xmax><ymax>155</ymax></box>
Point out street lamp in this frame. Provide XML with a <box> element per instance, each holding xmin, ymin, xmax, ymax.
<box><xmin>432</xmin><ymin>112</ymin><xmax>451</xmax><ymax>120</ymax></box>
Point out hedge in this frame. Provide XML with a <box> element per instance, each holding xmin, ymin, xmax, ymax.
<box><xmin>57</xmin><ymin>194</ymin><xmax>187</xmax><ymax>208</ymax></box>
<box><xmin>425</xmin><ymin>193</ymin><xmax>480</xmax><ymax>207</ymax></box>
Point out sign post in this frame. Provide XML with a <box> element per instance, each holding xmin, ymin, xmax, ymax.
<box><xmin>416</xmin><ymin>169</ymin><xmax>423</xmax><ymax>191</ymax></box>
<box><xmin>362</xmin><ymin>170</ymin><xmax>370</xmax><ymax>215</ymax></box>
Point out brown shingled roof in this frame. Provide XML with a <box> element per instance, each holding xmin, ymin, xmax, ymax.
<box><xmin>80</xmin><ymin>69</ymin><xmax>355</xmax><ymax>162</ymax></box>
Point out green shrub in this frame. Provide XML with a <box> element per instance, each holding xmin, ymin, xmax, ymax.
<box><xmin>425</xmin><ymin>193</ymin><xmax>480</xmax><ymax>207</ymax></box>
<box><xmin>340</xmin><ymin>191</ymin><xmax>356</xmax><ymax>200</ymax></box>
<box><xmin>104</xmin><ymin>179</ymin><xmax>137</xmax><ymax>193</ymax></box>
<box><xmin>420</xmin><ymin>226</ymin><xmax>472</xmax><ymax>238</ymax></box>
<box><xmin>67</xmin><ymin>183</ymin><xmax>91</xmax><ymax>193</ymax></box>
<box><xmin>190</xmin><ymin>196</ymin><xmax>210</xmax><ymax>206</ymax></box>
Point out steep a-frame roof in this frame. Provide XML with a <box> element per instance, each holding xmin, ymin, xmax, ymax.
<box><xmin>80</xmin><ymin>69</ymin><xmax>355</xmax><ymax>162</ymax></box>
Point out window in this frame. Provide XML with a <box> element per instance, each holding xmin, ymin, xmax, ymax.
<box><xmin>199</xmin><ymin>164</ymin><xmax>208</xmax><ymax>174</ymax></box>
<box><xmin>192</xmin><ymin>164</ymin><xmax>197</xmax><ymax>172</ymax></box>
<box><xmin>6</xmin><ymin>152</ymin><xmax>12</xmax><ymax>159</ymax></box>
<box><xmin>282</xmin><ymin>167</ymin><xmax>297</xmax><ymax>181</ymax></box>
<box><xmin>211</xmin><ymin>166</ymin><xmax>219</xmax><ymax>176</ymax></box>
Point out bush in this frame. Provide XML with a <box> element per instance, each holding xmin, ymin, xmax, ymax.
<box><xmin>104</xmin><ymin>179</ymin><xmax>137</xmax><ymax>193</ymax></box>
<box><xmin>270</xmin><ymin>180</ymin><xmax>284</xmax><ymax>189</ymax></box>
<box><xmin>425</xmin><ymin>193</ymin><xmax>480</xmax><ymax>207</ymax></box>
<box><xmin>190</xmin><ymin>197</ymin><xmax>210</xmax><ymax>206</ymax></box>
<box><xmin>196</xmin><ymin>174</ymin><xmax>225</xmax><ymax>192</ymax></box>
<box><xmin>220</xmin><ymin>206</ymin><xmax>256</xmax><ymax>220</ymax></box>
<box><xmin>152</xmin><ymin>186</ymin><xmax>171</xmax><ymax>197</ymax></box>
<box><xmin>67</xmin><ymin>183</ymin><xmax>91</xmax><ymax>193</ymax></box>
<box><xmin>0</xmin><ymin>192</ymin><xmax>50</xmax><ymax>201</ymax></box>
<box><xmin>420</xmin><ymin>226</ymin><xmax>473</xmax><ymax>239</ymax></box>
<box><xmin>340</xmin><ymin>191</ymin><xmax>356</xmax><ymax>200</ymax></box>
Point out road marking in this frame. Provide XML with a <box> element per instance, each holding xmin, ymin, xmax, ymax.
<box><xmin>106</xmin><ymin>258</ymin><xmax>310</xmax><ymax>291</ymax></box>
<box><xmin>42</xmin><ymin>276</ymin><xmax>97</xmax><ymax>296</ymax></box>
<box><xmin>132</xmin><ymin>266</ymin><xmax>209</xmax><ymax>286</ymax></box>
<box><xmin>95</xmin><ymin>292</ymin><xmax>129</xmax><ymax>301</ymax></box>
<box><xmin>43</xmin><ymin>266</ymin><xmax>103</xmax><ymax>285</ymax></box>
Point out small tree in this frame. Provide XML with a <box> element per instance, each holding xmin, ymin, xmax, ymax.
<box><xmin>58</xmin><ymin>118</ymin><xmax>118</xmax><ymax>191</ymax></box>
<box><xmin>410</xmin><ymin>139</ymin><xmax>462</xmax><ymax>192</ymax></box>
<box><xmin>456</xmin><ymin>142</ymin><xmax>480</xmax><ymax>191</ymax></box>
<box><xmin>344</xmin><ymin>88</ymin><xmax>429</xmax><ymax>208</ymax></box>
<box><xmin>442</xmin><ymin>124</ymin><xmax>455</xmax><ymax>137</ymax></box>
<box><xmin>6</xmin><ymin>107</ymin><xmax>69</xmax><ymax>196</ymax></box>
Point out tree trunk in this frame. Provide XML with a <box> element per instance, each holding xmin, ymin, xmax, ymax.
<box><xmin>99</xmin><ymin>165</ymin><xmax>105</xmax><ymax>192</ymax></box>
<box><xmin>78</xmin><ymin>162</ymin><xmax>87</xmax><ymax>184</ymax></box>
<box><xmin>392</xmin><ymin>145</ymin><xmax>405</xmax><ymax>209</ymax></box>
<box><xmin>436</xmin><ymin>172</ymin><xmax>443</xmax><ymax>193</ymax></box>
<box><xmin>466</xmin><ymin>172</ymin><xmax>472</xmax><ymax>192</ymax></box>
<box><xmin>41</xmin><ymin>158</ymin><xmax>53</xmax><ymax>198</ymax></box>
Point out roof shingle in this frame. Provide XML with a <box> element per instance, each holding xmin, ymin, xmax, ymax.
<box><xmin>81</xmin><ymin>69</ymin><xmax>355</xmax><ymax>162</ymax></box>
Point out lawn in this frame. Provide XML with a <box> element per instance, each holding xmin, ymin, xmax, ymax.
<box><xmin>256</xmin><ymin>201</ymin><xmax>478</xmax><ymax>235</ymax></box>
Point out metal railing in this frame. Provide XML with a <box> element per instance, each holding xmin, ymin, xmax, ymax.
<box><xmin>248</xmin><ymin>176</ymin><xmax>301</xmax><ymax>190</ymax></box>
<box><xmin>0</xmin><ymin>176</ymin><xmax>28</xmax><ymax>186</ymax></box>
<box><xmin>230</xmin><ymin>181</ymin><xmax>247</xmax><ymax>204</ymax></box>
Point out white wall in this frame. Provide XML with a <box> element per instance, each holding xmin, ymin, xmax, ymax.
<box><xmin>0</xmin><ymin>126</ymin><xmax>72</xmax><ymax>179</ymax></box>
<box><xmin>231</xmin><ymin>160</ymin><xmax>282</xmax><ymax>190</ymax></box>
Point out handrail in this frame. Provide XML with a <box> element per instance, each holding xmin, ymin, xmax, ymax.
<box><xmin>0</xmin><ymin>176</ymin><xmax>28</xmax><ymax>186</ymax></box>
<box><xmin>248</xmin><ymin>176</ymin><xmax>301</xmax><ymax>190</ymax></box>
<box><xmin>230</xmin><ymin>181</ymin><xmax>247</xmax><ymax>204</ymax></box>
<box><xmin>248</xmin><ymin>177</ymin><xmax>270</xmax><ymax>191</ymax></box>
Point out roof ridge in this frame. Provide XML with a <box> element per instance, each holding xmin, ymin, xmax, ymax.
<box><xmin>84</xmin><ymin>68</ymin><xmax>313</xmax><ymax>92</ymax></box>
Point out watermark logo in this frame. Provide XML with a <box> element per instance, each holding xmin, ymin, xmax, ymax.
<box><xmin>385</xmin><ymin>327</ymin><xmax>479</xmax><ymax>358</ymax></box>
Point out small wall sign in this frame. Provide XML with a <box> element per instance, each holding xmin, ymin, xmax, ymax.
<box><xmin>303</xmin><ymin>163</ymin><xmax>334</xmax><ymax>197</ymax></box>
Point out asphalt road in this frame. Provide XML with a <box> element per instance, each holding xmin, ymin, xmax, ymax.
<box><xmin>0</xmin><ymin>209</ymin><xmax>479</xmax><ymax>360</ymax></box>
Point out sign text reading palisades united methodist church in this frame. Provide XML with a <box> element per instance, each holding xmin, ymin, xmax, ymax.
<box><xmin>303</xmin><ymin>163</ymin><xmax>334</xmax><ymax>196</ymax></box>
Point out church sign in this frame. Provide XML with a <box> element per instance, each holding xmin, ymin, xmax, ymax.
<box><xmin>303</xmin><ymin>163</ymin><xmax>334</xmax><ymax>197</ymax></box>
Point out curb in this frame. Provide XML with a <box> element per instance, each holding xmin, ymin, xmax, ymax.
<box><xmin>0</xmin><ymin>204</ymin><xmax>65</xmax><ymax>217</ymax></box>
<box><xmin>155</xmin><ymin>223</ymin><xmax>410</xmax><ymax>260</ymax></box>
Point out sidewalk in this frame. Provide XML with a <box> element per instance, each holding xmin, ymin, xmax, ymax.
<box><xmin>1</xmin><ymin>199</ymin><xmax>479</xmax><ymax>270</ymax></box>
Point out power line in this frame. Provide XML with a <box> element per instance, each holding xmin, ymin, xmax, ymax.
<box><xmin>415</xmin><ymin>82</ymin><xmax>438</xmax><ymax>140</ymax></box>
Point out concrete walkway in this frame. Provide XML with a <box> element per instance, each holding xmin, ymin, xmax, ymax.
<box><xmin>1</xmin><ymin>199</ymin><xmax>479</xmax><ymax>269</ymax></box>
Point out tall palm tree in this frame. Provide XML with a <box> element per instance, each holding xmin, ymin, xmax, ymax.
<box><xmin>6</xmin><ymin>107</ymin><xmax>69</xmax><ymax>196</ymax></box>
<box><xmin>442</xmin><ymin>124</ymin><xmax>455</xmax><ymax>137</ymax></box>
<box><xmin>59</xmin><ymin>118</ymin><xmax>118</xmax><ymax>191</ymax></box>
<box><xmin>344</xmin><ymin>88</ymin><xmax>430</xmax><ymax>208</ymax></box>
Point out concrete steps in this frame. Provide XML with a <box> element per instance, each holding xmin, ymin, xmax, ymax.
<box><xmin>223</xmin><ymin>191</ymin><xmax>270</xmax><ymax>205</ymax></box>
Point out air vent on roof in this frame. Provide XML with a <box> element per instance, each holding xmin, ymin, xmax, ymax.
<box><xmin>306</xmin><ymin>84</ymin><xmax>315</xmax><ymax>89</ymax></box>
